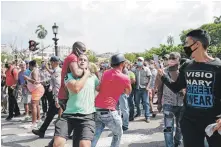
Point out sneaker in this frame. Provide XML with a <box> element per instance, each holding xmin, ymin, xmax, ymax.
<box><xmin>5</xmin><ymin>116</ymin><xmax>13</xmax><ymax>121</ymax></box>
<box><xmin>134</xmin><ymin>114</ymin><xmax>141</xmax><ymax>118</ymax></box>
<box><xmin>37</xmin><ymin>120</ymin><xmax>43</xmax><ymax>128</ymax></box>
<box><xmin>122</xmin><ymin>126</ymin><xmax>129</xmax><ymax>131</ymax></box>
<box><xmin>129</xmin><ymin>117</ymin><xmax>134</xmax><ymax>121</ymax></box>
<box><xmin>24</xmin><ymin>115</ymin><xmax>31</xmax><ymax>121</ymax></box>
<box><xmin>152</xmin><ymin>113</ymin><xmax>156</xmax><ymax>118</ymax></box>
<box><xmin>145</xmin><ymin>118</ymin><xmax>150</xmax><ymax>123</ymax></box>
<box><xmin>32</xmin><ymin>129</ymin><xmax>45</xmax><ymax>138</ymax></box>
<box><xmin>24</xmin><ymin>123</ymin><xmax>37</xmax><ymax>129</ymax></box>
<box><xmin>41</xmin><ymin>113</ymin><xmax>46</xmax><ymax>119</ymax></box>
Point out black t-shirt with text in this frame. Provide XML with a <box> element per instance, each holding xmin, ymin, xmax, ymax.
<box><xmin>162</xmin><ymin>58</ymin><xmax>221</xmax><ymax>120</ymax></box>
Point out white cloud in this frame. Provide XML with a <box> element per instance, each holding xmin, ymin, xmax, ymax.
<box><xmin>1</xmin><ymin>1</ymin><xmax>221</xmax><ymax>54</ymax></box>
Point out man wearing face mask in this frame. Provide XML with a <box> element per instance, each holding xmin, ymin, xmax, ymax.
<box><xmin>134</xmin><ymin>57</ymin><xmax>152</xmax><ymax>123</ymax></box>
<box><xmin>156</xmin><ymin>52</ymin><xmax>184</xmax><ymax>147</ymax></box>
<box><xmin>158</xmin><ymin>29</ymin><xmax>221</xmax><ymax>147</ymax></box>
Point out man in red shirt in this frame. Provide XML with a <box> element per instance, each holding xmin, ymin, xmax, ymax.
<box><xmin>92</xmin><ymin>54</ymin><xmax>132</xmax><ymax>147</ymax></box>
<box><xmin>5</xmin><ymin>61</ymin><xmax>20</xmax><ymax>120</ymax></box>
<box><xmin>57</xmin><ymin>41</ymin><xmax>86</xmax><ymax>112</ymax></box>
<box><xmin>45</xmin><ymin>41</ymin><xmax>86</xmax><ymax>147</ymax></box>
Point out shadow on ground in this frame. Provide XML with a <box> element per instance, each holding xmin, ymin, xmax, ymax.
<box><xmin>128</xmin><ymin>141</ymin><xmax>165</xmax><ymax>147</ymax></box>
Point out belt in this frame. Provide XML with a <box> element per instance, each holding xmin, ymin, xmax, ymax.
<box><xmin>96</xmin><ymin>109</ymin><xmax>115</xmax><ymax>115</ymax></box>
<box><xmin>96</xmin><ymin>109</ymin><xmax>114</xmax><ymax>112</ymax></box>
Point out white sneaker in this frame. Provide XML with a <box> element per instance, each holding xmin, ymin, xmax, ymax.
<box><xmin>23</xmin><ymin>123</ymin><xmax>37</xmax><ymax>129</ymax></box>
<box><xmin>37</xmin><ymin>120</ymin><xmax>43</xmax><ymax>128</ymax></box>
<box><xmin>24</xmin><ymin>115</ymin><xmax>31</xmax><ymax>122</ymax></box>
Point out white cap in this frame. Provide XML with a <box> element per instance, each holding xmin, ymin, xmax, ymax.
<box><xmin>138</xmin><ymin>57</ymin><xmax>144</xmax><ymax>61</ymax></box>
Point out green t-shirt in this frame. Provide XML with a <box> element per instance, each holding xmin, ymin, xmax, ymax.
<box><xmin>63</xmin><ymin>73</ymin><xmax>99</xmax><ymax>115</ymax></box>
<box><xmin>128</xmin><ymin>71</ymin><xmax>136</xmax><ymax>88</ymax></box>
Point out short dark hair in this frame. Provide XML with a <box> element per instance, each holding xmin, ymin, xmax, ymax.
<box><xmin>111</xmin><ymin>61</ymin><xmax>124</xmax><ymax>68</ymax></box>
<box><xmin>72</xmin><ymin>41</ymin><xmax>86</xmax><ymax>52</ymax></box>
<box><xmin>186</xmin><ymin>29</ymin><xmax>210</xmax><ymax>49</ymax></box>
<box><xmin>29</xmin><ymin>60</ymin><xmax>37</xmax><ymax>67</ymax></box>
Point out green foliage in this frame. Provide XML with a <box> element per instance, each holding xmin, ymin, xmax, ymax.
<box><xmin>1</xmin><ymin>52</ymin><xmax>13</xmax><ymax>63</ymax></box>
<box><xmin>32</xmin><ymin>58</ymin><xmax>42</xmax><ymax>66</ymax></box>
<box><xmin>88</xmin><ymin>55</ymin><xmax>98</xmax><ymax>63</ymax></box>
<box><xmin>200</xmin><ymin>23</ymin><xmax>221</xmax><ymax>46</ymax></box>
<box><xmin>124</xmin><ymin>53</ymin><xmax>137</xmax><ymax>62</ymax></box>
<box><xmin>36</xmin><ymin>25</ymin><xmax>48</xmax><ymax>39</ymax></box>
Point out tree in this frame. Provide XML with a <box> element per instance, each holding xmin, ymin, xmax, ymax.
<box><xmin>1</xmin><ymin>51</ymin><xmax>13</xmax><ymax>63</ymax></box>
<box><xmin>167</xmin><ymin>35</ymin><xmax>174</xmax><ymax>46</ymax></box>
<box><xmin>124</xmin><ymin>53</ymin><xmax>137</xmax><ymax>62</ymax></box>
<box><xmin>35</xmin><ymin>25</ymin><xmax>48</xmax><ymax>59</ymax></box>
<box><xmin>179</xmin><ymin>29</ymin><xmax>193</xmax><ymax>45</ymax></box>
<box><xmin>214</xmin><ymin>16</ymin><xmax>221</xmax><ymax>24</ymax></box>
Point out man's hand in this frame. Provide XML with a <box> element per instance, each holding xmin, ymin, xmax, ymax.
<box><xmin>157</xmin><ymin>68</ymin><xmax>165</xmax><ymax>77</ymax></box>
<box><xmin>23</xmin><ymin>75</ymin><xmax>29</xmax><ymax>80</ymax></box>
<box><xmin>48</xmin><ymin>86</ymin><xmax>52</xmax><ymax>92</ymax></box>
<box><xmin>55</xmin><ymin>101</ymin><xmax>60</xmax><ymax>108</ymax></box>
<box><xmin>146</xmin><ymin>87</ymin><xmax>150</xmax><ymax>91</ymax></box>
<box><xmin>84</xmin><ymin>68</ymin><xmax>91</xmax><ymax>77</ymax></box>
<box><xmin>213</xmin><ymin>118</ymin><xmax>221</xmax><ymax>132</ymax></box>
<box><xmin>157</xmin><ymin>103</ymin><xmax>162</xmax><ymax>113</ymax></box>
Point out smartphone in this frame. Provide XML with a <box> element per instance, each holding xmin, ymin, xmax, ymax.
<box><xmin>153</xmin><ymin>54</ymin><xmax>160</xmax><ymax>69</ymax></box>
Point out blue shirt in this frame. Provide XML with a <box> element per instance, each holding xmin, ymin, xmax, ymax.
<box><xmin>18</xmin><ymin>69</ymin><xmax>31</xmax><ymax>85</ymax></box>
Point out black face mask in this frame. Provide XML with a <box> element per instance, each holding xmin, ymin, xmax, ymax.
<box><xmin>75</xmin><ymin>47</ymin><xmax>85</xmax><ymax>57</ymax></box>
<box><xmin>184</xmin><ymin>42</ymin><xmax>198</xmax><ymax>58</ymax></box>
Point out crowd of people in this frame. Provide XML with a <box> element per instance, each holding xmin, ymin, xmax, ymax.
<box><xmin>1</xmin><ymin>29</ymin><xmax>221</xmax><ymax>147</ymax></box>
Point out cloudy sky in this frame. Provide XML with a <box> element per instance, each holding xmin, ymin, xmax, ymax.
<box><xmin>1</xmin><ymin>0</ymin><xmax>221</xmax><ymax>54</ymax></box>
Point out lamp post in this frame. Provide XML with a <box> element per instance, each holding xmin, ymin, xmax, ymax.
<box><xmin>52</xmin><ymin>23</ymin><xmax>59</xmax><ymax>56</ymax></box>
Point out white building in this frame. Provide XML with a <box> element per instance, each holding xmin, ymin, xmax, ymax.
<box><xmin>33</xmin><ymin>45</ymin><xmax>72</xmax><ymax>60</ymax></box>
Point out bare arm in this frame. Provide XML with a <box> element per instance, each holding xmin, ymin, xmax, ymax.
<box><xmin>124</xmin><ymin>84</ymin><xmax>132</xmax><ymax>95</ymax></box>
<box><xmin>66</xmin><ymin>69</ymin><xmax>90</xmax><ymax>93</ymax></box>
<box><xmin>69</xmin><ymin>62</ymin><xmax>84</xmax><ymax>78</ymax></box>
<box><xmin>24</xmin><ymin>70</ymin><xmax>38</xmax><ymax>84</ymax></box>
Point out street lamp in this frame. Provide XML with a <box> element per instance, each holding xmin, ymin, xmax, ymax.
<box><xmin>52</xmin><ymin>23</ymin><xmax>59</xmax><ymax>56</ymax></box>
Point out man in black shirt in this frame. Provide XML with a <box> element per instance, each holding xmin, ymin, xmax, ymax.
<box><xmin>158</xmin><ymin>29</ymin><xmax>221</xmax><ymax>147</ymax></box>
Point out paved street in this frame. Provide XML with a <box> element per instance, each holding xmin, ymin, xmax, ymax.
<box><xmin>1</xmin><ymin>101</ymin><xmax>183</xmax><ymax>147</ymax></box>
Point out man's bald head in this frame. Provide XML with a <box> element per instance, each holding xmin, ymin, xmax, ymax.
<box><xmin>72</xmin><ymin>41</ymin><xmax>86</xmax><ymax>57</ymax></box>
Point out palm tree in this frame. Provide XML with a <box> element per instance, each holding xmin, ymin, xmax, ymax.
<box><xmin>214</xmin><ymin>16</ymin><xmax>221</xmax><ymax>24</ymax></box>
<box><xmin>167</xmin><ymin>35</ymin><xmax>174</xmax><ymax>46</ymax></box>
<box><xmin>35</xmin><ymin>25</ymin><xmax>48</xmax><ymax>59</ymax></box>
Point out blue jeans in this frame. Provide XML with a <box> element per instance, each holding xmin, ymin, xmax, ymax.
<box><xmin>135</xmin><ymin>89</ymin><xmax>151</xmax><ymax>119</ymax></box>
<box><xmin>163</xmin><ymin>104</ymin><xmax>183</xmax><ymax>147</ymax></box>
<box><xmin>92</xmin><ymin>110</ymin><xmax>123</xmax><ymax>147</ymax></box>
<box><xmin>128</xmin><ymin>88</ymin><xmax>135</xmax><ymax>119</ymax></box>
<box><xmin>119</xmin><ymin>94</ymin><xmax>129</xmax><ymax>128</ymax></box>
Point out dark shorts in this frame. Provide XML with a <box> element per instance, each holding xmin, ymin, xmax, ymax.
<box><xmin>54</xmin><ymin>113</ymin><xmax>95</xmax><ymax>142</ymax></box>
<box><xmin>58</xmin><ymin>99</ymin><xmax>68</xmax><ymax>111</ymax></box>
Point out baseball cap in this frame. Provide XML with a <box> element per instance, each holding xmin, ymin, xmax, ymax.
<box><xmin>138</xmin><ymin>57</ymin><xmax>144</xmax><ymax>61</ymax></box>
<box><xmin>163</xmin><ymin>54</ymin><xmax>169</xmax><ymax>59</ymax></box>
<box><xmin>50</xmin><ymin>56</ymin><xmax>60</xmax><ymax>62</ymax></box>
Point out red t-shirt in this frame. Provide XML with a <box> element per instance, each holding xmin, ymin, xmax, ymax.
<box><xmin>58</xmin><ymin>53</ymin><xmax>78</xmax><ymax>99</ymax></box>
<box><xmin>95</xmin><ymin>68</ymin><xmax>131</xmax><ymax>110</ymax></box>
<box><xmin>5</xmin><ymin>66</ymin><xmax>18</xmax><ymax>86</ymax></box>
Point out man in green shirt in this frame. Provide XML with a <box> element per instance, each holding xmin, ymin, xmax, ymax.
<box><xmin>53</xmin><ymin>54</ymin><xmax>100</xmax><ymax>147</ymax></box>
